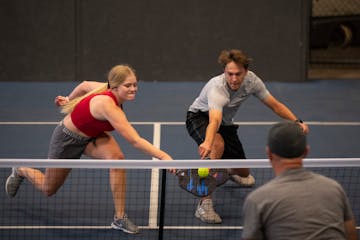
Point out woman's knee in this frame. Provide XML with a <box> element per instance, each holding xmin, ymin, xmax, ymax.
<box><xmin>42</xmin><ymin>168</ymin><xmax>70</xmax><ymax>197</ymax></box>
<box><xmin>87</xmin><ymin>133</ymin><xmax>125</xmax><ymax>159</ymax></box>
<box><xmin>41</xmin><ymin>185</ymin><xmax>60</xmax><ymax>197</ymax></box>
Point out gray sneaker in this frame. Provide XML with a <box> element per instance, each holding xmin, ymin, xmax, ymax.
<box><xmin>5</xmin><ymin>168</ymin><xmax>24</xmax><ymax>197</ymax></box>
<box><xmin>111</xmin><ymin>214</ymin><xmax>139</xmax><ymax>234</ymax></box>
<box><xmin>195</xmin><ymin>199</ymin><xmax>222</xmax><ymax>224</ymax></box>
<box><xmin>230</xmin><ymin>174</ymin><xmax>255</xmax><ymax>187</ymax></box>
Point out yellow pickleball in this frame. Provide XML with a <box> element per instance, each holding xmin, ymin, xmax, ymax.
<box><xmin>198</xmin><ymin>168</ymin><xmax>209</xmax><ymax>178</ymax></box>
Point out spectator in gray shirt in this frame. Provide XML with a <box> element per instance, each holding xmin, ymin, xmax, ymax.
<box><xmin>242</xmin><ymin>121</ymin><xmax>357</xmax><ymax>240</ymax></box>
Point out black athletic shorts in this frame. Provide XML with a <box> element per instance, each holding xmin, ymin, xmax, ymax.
<box><xmin>186</xmin><ymin>111</ymin><xmax>246</xmax><ymax>159</ymax></box>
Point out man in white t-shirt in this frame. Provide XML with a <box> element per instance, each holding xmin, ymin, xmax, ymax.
<box><xmin>186</xmin><ymin>49</ymin><xmax>309</xmax><ymax>224</ymax></box>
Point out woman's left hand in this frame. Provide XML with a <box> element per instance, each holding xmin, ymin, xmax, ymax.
<box><xmin>54</xmin><ymin>95</ymin><xmax>69</xmax><ymax>106</ymax></box>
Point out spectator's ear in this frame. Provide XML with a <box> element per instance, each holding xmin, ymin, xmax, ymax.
<box><xmin>266</xmin><ymin>146</ymin><xmax>273</xmax><ymax>161</ymax></box>
<box><xmin>302</xmin><ymin>145</ymin><xmax>310</xmax><ymax>158</ymax></box>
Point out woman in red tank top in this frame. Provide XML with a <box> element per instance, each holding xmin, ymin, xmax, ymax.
<box><xmin>6</xmin><ymin>65</ymin><xmax>173</xmax><ymax>234</ymax></box>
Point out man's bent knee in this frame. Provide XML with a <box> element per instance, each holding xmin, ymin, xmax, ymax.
<box><xmin>229</xmin><ymin>168</ymin><xmax>250</xmax><ymax>177</ymax></box>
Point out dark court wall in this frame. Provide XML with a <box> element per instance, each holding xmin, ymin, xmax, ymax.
<box><xmin>0</xmin><ymin>0</ymin><xmax>309</xmax><ymax>82</ymax></box>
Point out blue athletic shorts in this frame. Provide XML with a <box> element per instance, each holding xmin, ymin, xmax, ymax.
<box><xmin>186</xmin><ymin>111</ymin><xmax>246</xmax><ymax>159</ymax></box>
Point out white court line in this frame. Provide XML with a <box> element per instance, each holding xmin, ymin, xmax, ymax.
<box><xmin>151</xmin><ymin>121</ymin><xmax>360</xmax><ymax>126</ymax></box>
<box><xmin>0</xmin><ymin>121</ymin><xmax>360</xmax><ymax>126</ymax></box>
<box><xmin>0</xmin><ymin>122</ymin><xmax>60</xmax><ymax>125</ymax></box>
<box><xmin>0</xmin><ymin>225</ymin><xmax>243</xmax><ymax>230</ymax></box>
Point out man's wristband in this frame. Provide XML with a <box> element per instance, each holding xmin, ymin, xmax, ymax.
<box><xmin>295</xmin><ymin>119</ymin><xmax>303</xmax><ymax>123</ymax></box>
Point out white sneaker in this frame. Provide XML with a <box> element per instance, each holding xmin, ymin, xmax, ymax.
<box><xmin>195</xmin><ymin>199</ymin><xmax>222</xmax><ymax>224</ymax></box>
<box><xmin>230</xmin><ymin>174</ymin><xmax>255</xmax><ymax>187</ymax></box>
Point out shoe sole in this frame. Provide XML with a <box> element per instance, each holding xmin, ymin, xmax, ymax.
<box><xmin>230</xmin><ymin>176</ymin><xmax>255</xmax><ymax>188</ymax></box>
<box><xmin>5</xmin><ymin>175</ymin><xmax>17</xmax><ymax>197</ymax></box>
<box><xmin>111</xmin><ymin>223</ymin><xmax>139</xmax><ymax>234</ymax></box>
<box><xmin>195</xmin><ymin>211</ymin><xmax>222</xmax><ymax>224</ymax></box>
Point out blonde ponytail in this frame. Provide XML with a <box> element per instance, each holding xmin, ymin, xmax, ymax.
<box><xmin>60</xmin><ymin>83</ymin><xmax>108</xmax><ymax>114</ymax></box>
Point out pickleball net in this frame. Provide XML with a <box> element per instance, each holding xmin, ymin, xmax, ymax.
<box><xmin>0</xmin><ymin>158</ymin><xmax>359</xmax><ymax>240</ymax></box>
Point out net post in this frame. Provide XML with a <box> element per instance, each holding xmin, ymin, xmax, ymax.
<box><xmin>148</xmin><ymin>123</ymin><xmax>161</xmax><ymax>228</ymax></box>
<box><xmin>158</xmin><ymin>168</ymin><xmax>167</xmax><ymax>240</ymax></box>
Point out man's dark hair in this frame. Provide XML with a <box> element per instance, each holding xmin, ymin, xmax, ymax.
<box><xmin>218</xmin><ymin>49</ymin><xmax>251</xmax><ymax>69</ymax></box>
<box><xmin>268</xmin><ymin>121</ymin><xmax>307</xmax><ymax>158</ymax></box>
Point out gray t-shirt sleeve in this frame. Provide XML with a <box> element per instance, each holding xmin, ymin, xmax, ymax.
<box><xmin>338</xmin><ymin>184</ymin><xmax>354</xmax><ymax>221</ymax></box>
<box><xmin>250</xmin><ymin>73</ymin><xmax>270</xmax><ymax>100</ymax></box>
